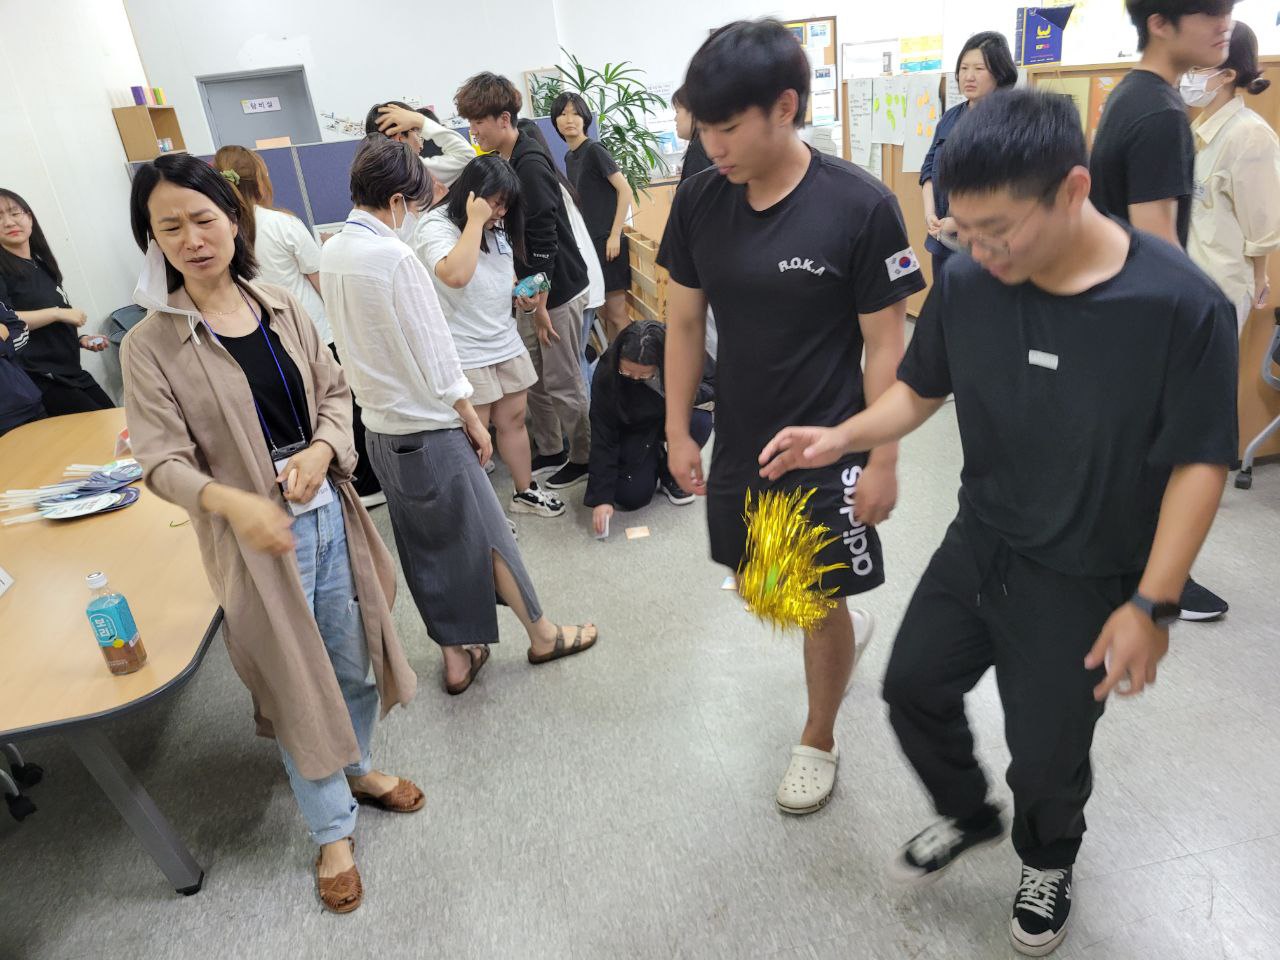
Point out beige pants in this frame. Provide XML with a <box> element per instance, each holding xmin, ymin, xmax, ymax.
<box><xmin>518</xmin><ymin>292</ymin><xmax>591</xmax><ymax>462</ymax></box>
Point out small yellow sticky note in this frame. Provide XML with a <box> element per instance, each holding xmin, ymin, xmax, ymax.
<box><xmin>929</xmin><ymin>106</ymin><xmax>937</xmax><ymax>120</ymax></box>
<box><xmin>626</xmin><ymin>526</ymin><xmax>650</xmax><ymax>540</ymax></box>
<box><xmin>917</xmin><ymin>122</ymin><xmax>924</xmax><ymax>135</ymax></box>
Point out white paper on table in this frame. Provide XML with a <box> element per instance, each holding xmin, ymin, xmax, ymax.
<box><xmin>871</xmin><ymin>77</ymin><xmax>906</xmax><ymax>145</ymax></box>
<box><xmin>0</xmin><ymin>565</ymin><xmax>13</xmax><ymax>598</ymax></box>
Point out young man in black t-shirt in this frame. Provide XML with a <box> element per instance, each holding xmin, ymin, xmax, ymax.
<box><xmin>660</xmin><ymin>19</ymin><xmax>924</xmax><ymax>817</ymax></box>
<box><xmin>762</xmin><ymin>90</ymin><xmax>1237</xmax><ymax>957</ymax></box>
<box><xmin>1089</xmin><ymin>1</ymin><xmax>1235</xmax><ymax>622</ymax></box>
<box><xmin>455</xmin><ymin>72</ymin><xmax>593</xmax><ymax>491</ymax></box>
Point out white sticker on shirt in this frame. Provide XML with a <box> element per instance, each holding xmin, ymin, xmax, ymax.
<box><xmin>1028</xmin><ymin>350</ymin><xmax>1059</xmax><ymax>371</ymax></box>
<box><xmin>1193</xmin><ymin>180</ymin><xmax>1207</xmax><ymax>202</ymax></box>
<box><xmin>885</xmin><ymin>248</ymin><xmax>920</xmax><ymax>281</ymax></box>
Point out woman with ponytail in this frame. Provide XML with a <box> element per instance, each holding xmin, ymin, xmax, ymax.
<box><xmin>1186</xmin><ymin>20</ymin><xmax>1280</xmax><ymax>330</ymax></box>
<box><xmin>122</xmin><ymin>152</ymin><xmax>420</xmax><ymax>913</ymax></box>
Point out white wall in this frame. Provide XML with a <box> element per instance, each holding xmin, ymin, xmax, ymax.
<box><xmin>124</xmin><ymin>0</ymin><xmax>565</xmax><ymax>156</ymax></box>
<box><xmin>0</xmin><ymin>0</ymin><xmax>150</xmax><ymax>400</ymax></box>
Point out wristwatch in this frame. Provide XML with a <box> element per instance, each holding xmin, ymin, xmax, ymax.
<box><xmin>1129</xmin><ymin>592</ymin><xmax>1179</xmax><ymax>627</ymax></box>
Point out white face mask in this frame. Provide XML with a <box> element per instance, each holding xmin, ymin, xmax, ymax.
<box><xmin>1180</xmin><ymin>69</ymin><xmax>1228</xmax><ymax>107</ymax></box>
<box><xmin>390</xmin><ymin>195</ymin><xmax>419</xmax><ymax>241</ymax></box>
<box><xmin>133</xmin><ymin>239</ymin><xmax>206</xmax><ymax>342</ymax></box>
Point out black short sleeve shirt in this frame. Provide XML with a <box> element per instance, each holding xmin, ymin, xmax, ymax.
<box><xmin>564</xmin><ymin>139</ymin><xmax>621</xmax><ymax>240</ymax></box>
<box><xmin>658</xmin><ymin>150</ymin><xmax>925</xmax><ymax>495</ymax></box>
<box><xmin>0</xmin><ymin>254</ymin><xmax>82</xmax><ymax>379</ymax></box>
<box><xmin>1089</xmin><ymin>69</ymin><xmax>1195</xmax><ymax>247</ymax></box>
<box><xmin>898</xmin><ymin>226</ymin><xmax>1238</xmax><ymax>576</ymax></box>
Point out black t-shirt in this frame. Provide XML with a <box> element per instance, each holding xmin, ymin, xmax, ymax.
<box><xmin>217</xmin><ymin>313</ymin><xmax>311</xmax><ymax>456</ymax></box>
<box><xmin>658</xmin><ymin>149</ymin><xmax>926</xmax><ymax>495</ymax></box>
<box><xmin>0</xmin><ymin>253</ymin><xmax>86</xmax><ymax>380</ymax></box>
<box><xmin>680</xmin><ymin>135</ymin><xmax>713</xmax><ymax>183</ymax></box>
<box><xmin>898</xmin><ymin>225</ymin><xmax>1238</xmax><ymax>577</ymax></box>
<box><xmin>564</xmin><ymin>139</ymin><xmax>621</xmax><ymax>240</ymax></box>
<box><xmin>1089</xmin><ymin>69</ymin><xmax>1195</xmax><ymax>247</ymax></box>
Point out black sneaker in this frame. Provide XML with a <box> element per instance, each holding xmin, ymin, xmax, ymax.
<box><xmin>531</xmin><ymin>448</ymin><xmax>569</xmax><ymax>476</ymax></box>
<box><xmin>887</xmin><ymin>809</ymin><xmax>1007</xmax><ymax>884</ymax></box>
<box><xmin>1010</xmin><ymin>865</ymin><xmax>1072</xmax><ymax>956</ymax></box>
<box><xmin>1179</xmin><ymin>578</ymin><xmax>1228</xmax><ymax>622</ymax></box>
<box><xmin>544</xmin><ymin>461</ymin><xmax>589</xmax><ymax>490</ymax></box>
<box><xmin>659</xmin><ymin>475</ymin><xmax>695</xmax><ymax>505</ymax></box>
<box><xmin>511</xmin><ymin>481</ymin><xmax>565</xmax><ymax>518</ymax></box>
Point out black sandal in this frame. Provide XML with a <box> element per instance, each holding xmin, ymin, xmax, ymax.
<box><xmin>444</xmin><ymin>645</ymin><xmax>491</xmax><ymax>695</ymax></box>
<box><xmin>527</xmin><ymin>624</ymin><xmax>598</xmax><ymax>665</ymax></box>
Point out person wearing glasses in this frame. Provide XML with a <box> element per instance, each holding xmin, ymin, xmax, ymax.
<box><xmin>920</xmin><ymin>31</ymin><xmax>1018</xmax><ymax>277</ymax></box>
<box><xmin>760</xmin><ymin>90</ymin><xmax>1236</xmax><ymax>957</ymax></box>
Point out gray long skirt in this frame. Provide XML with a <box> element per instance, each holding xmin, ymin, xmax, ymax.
<box><xmin>367</xmin><ymin>426</ymin><xmax>543</xmax><ymax>646</ymax></box>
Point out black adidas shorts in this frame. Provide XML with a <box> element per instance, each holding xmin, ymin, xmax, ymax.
<box><xmin>707</xmin><ymin>452</ymin><xmax>886</xmax><ymax>598</ymax></box>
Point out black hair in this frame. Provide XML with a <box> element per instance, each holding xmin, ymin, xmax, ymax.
<box><xmin>1224</xmin><ymin>20</ymin><xmax>1270</xmax><ymax>94</ymax></box>
<box><xmin>349</xmin><ymin>135</ymin><xmax>433</xmax><ymax>210</ymax></box>
<box><xmin>0</xmin><ymin>188</ymin><xmax>62</xmax><ymax>287</ymax></box>
<box><xmin>937</xmin><ymin>89</ymin><xmax>1085</xmax><ymax>202</ymax></box>
<box><xmin>515</xmin><ymin>118</ymin><xmax>581</xmax><ymax>206</ymax></box>
<box><xmin>549</xmin><ymin>92</ymin><xmax>594</xmax><ymax>141</ymax></box>
<box><xmin>365</xmin><ymin>100</ymin><xmax>415</xmax><ymax>137</ymax></box>
<box><xmin>129</xmin><ymin>153</ymin><xmax>258</xmax><ymax>293</ymax></box>
<box><xmin>417</xmin><ymin>106</ymin><xmax>440</xmax><ymax>124</ymax></box>
<box><xmin>683</xmin><ymin>19</ymin><xmax>810</xmax><ymax>127</ymax></box>
<box><xmin>617</xmin><ymin>320</ymin><xmax>665</xmax><ymax>368</ymax></box>
<box><xmin>1126</xmin><ymin>0</ymin><xmax>1236</xmax><ymax>51</ymax></box>
<box><xmin>671</xmin><ymin>85</ymin><xmax>688</xmax><ymax>110</ymax></box>
<box><xmin>428</xmin><ymin>154</ymin><xmax>527</xmax><ymax>263</ymax></box>
<box><xmin>956</xmin><ymin>31</ymin><xmax>1019</xmax><ymax>89</ymax></box>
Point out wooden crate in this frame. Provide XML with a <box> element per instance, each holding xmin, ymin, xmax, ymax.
<box><xmin>623</xmin><ymin>226</ymin><xmax>668</xmax><ymax>323</ymax></box>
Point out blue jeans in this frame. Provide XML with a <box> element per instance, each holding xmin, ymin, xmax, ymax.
<box><xmin>580</xmin><ymin>307</ymin><xmax>599</xmax><ymax>398</ymax></box>
<box><xmin>278</xmin><ymin>488</ymin><xmax>379</xmax><ymax>845</ymax></box>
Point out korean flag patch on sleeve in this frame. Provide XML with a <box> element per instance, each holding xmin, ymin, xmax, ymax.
<box><xmin>885</xmin><ymin>247</ymin><xmax>921</xmax><ymax>281</ymax></box>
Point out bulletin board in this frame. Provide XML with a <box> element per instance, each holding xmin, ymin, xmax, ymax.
<box><xmin>783</xmin><ymin>16</ymin><xmax>838</xmax><ymax>128</ymax></box>
<box><xmin>1029</xmin><ymin>58</ymin><xmax>1280</xmax><ymax>461</ymax></box>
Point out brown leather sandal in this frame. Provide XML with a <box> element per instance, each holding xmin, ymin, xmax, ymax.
<box><xmin>444</xmin><ymin>645</ymin><xmax>491</xmax><ymax>695</ymax></box>
<box><xmin>315</xmin><ymin>837</ymin><xmax>362</xmax><ymax>914</ymax></box>
<box><xmin>527</xmin><ymin>624</ymin><xmax>599</xmax><ymax>664</ymax></box>
<box><xmin>351</xmin><ymin>777</ymin><xmax>426</xmax><ymax>813</ymax></box>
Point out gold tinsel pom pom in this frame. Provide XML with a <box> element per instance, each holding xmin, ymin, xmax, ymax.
<box><xmin>737</xmin><ymin>488</ymin><xmax>848</xmax><ymax>632</ymax></box>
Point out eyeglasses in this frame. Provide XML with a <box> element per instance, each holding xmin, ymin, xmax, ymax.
<box><xmin>937</xmin><ymin>199</ymin><xmax>1045</xmax><ymax>258</ymax></box>
<box><xmin>0</xmin><ymin>208</ymin><xmax>30</xmax><ymax>223</ymax></box>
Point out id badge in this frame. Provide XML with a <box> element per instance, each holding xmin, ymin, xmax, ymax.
<box><xmin>273</xmin><ymin>454</ymin><xmax>335</xmax><ymax>516</ymax></box>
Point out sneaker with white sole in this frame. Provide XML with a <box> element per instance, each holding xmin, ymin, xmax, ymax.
<box><xmin>775</xmin><ymin>744</ymin><xmax>839</xmax><ymax>815</ymax></box>
<box><xmin>658</xmin><ymin>475</ymin><xmax>696</xmax><ymax>505</ymax></box>
<box><xmin>505</xmin><ymin>517</ymin><xmax>518</xmax><ymax>540</ymax></box>
<box><xmin>888</xmin><ymin>809</ymin><xmax>1008</xmax><ymax>884</ymax></box>
<box><xmin>511</xmin><ymin>481</ymin><xmax>565</xmax><ymax>518</ymax></box>
<box><xmin>1010</xmin><ymin>865</ymin><xmax>1072</xmax><ymax>956</ymax></box>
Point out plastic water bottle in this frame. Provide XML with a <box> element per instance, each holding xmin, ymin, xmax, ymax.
<box><xmin>85</xmin><ymin>572</ymin><xmax>148</xmax><ymax>676</ymax></box>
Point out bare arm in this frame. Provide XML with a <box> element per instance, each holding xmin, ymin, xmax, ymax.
<box><xmin>664</xmin><ymin>280</ymin><xmax>710</xmax><ymax>493</ymax></box>
<box><xmin>1138</xmin><ymin>463</ymin><xmax>1228</xmax><ymax>603</ymax></box>
<box><xmin>860</xmin><ymin>302</ymin><xmax>907</xmax><ymax>470</ymax></box>
<box><xmin>1128</xmin><ymin>199</ymin><xmax>1180</xmax><ymax>246</ymax></box>
<box><xmin>15</xmin><ymin>307</ymin><xmax>77</xmax><ymax>330</ymax></box>
<box><xmin>305</xmin><ymin>272</ymin><xmax>321</xmax><ymax>296</ymax></box>
<box><xmin>430</xmin><ymin>218</ymin><xmax>486</xmax><ymax>289</ymax></box>
<box><xmin>607</xmin><ymin>170</ymin><xmax>633</xmax><ymax>242</ymax></box>
<box><xmin>921</xmin><ymin>182</ymin><xmax>937</xmax><ymax>228</ymax></box>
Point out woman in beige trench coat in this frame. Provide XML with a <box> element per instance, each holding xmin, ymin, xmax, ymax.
<box><xmin>122</xmin><ymin>152</ymin><xmax>419</xmax><ymax>914</ymax></box>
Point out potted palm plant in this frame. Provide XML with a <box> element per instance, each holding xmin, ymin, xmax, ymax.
<box><xmin>529</xmin><ymin>50</ymin><xmax>669</xmax><ymax>196</ymax></box>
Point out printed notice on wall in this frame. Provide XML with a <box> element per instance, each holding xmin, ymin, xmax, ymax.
<box><xmin>241</xmin><ymin>97</ymin><xmax>282</xmax><ymax>114</ymax></box>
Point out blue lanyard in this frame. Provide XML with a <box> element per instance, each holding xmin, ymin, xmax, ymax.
<box><xmin>345</xmin><ymin>219</ymin><xmax>378</xmax><ymax>235</ymax></box>
<box><xmin>204</xmin><ymin>290</ymin><xmax>308</xmax><ymax>452</ymax></box>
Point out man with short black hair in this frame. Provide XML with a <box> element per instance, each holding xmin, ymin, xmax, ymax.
<box><xmin>762</xmin><ymin>89</ymin><xmax>1237</xmax><ymax>956</ymax></box>
<box><xmin>1089</xmin><ymin>0</ymin><xmax>1236</xmax><ymax>621</ymax></box>
<box><xmin>454</xmin><ymin>72</ymin><xmax>592</xmax><ymax>490</ymax></box>
<box><xmin>661</xmin><ymin>19</ymin><xmax>923</xmax><ymax>816</ymax></box>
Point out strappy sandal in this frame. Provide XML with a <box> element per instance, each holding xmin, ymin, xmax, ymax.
<box><xmin>351</xmin><ymin>777</ymin><xmax>426</xmax><ymax>813</ymax></box>
<box><xmin>444</xmin><ymin>645</ymin><xmax>491</xmax><ymax>695</ymax></box>
<box><xmin>315</xmin><ymin>837</ymin><xmax>362</xmax><ymax>914</ymax></box>
<box><xmin>527</xmin><ymin>624</ymin><xmax>599</xmax><ymax>664</ymax></box>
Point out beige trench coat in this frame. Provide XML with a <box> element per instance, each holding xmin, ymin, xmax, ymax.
<box><xmin>120</xmin><ymin>279</ymin><xmax>416</xmax><ymax>780</ymax></box>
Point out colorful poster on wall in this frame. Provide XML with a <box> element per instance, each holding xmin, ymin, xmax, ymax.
<box><xmin>901</xmin><ymin>74</ymin><xmax>941</xmax><ymax>174</ymax></box>
<box><xmin>871</xmin><ymin>77</ymin><xmax>907</xmax><ymax>145</ymax></box>
<box><xmin>900</xmin><ymin>34</ymin><xmax>944</xmax><ymax>73</ymax></box>
<box><xmin>1087</xmin><ymin>74</ymin><xmax>1119</xmax><ymax>148</ymax></box>
<box><xmin>1015</xmin><ymin>6</ymin><xmax>1074</xmax><ymax>66</ymax></box>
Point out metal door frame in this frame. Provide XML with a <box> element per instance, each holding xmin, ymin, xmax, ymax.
<box><xmin>195</xmin><ymin>64</ymin><xmax>322</xmax><ymax>149</ymax></box>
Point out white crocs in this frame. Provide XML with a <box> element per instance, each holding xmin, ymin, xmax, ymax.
<box><xmin>775</xmin><ymin>744</ymin><xmax>839</xmax><ymax>815</ymax></box>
